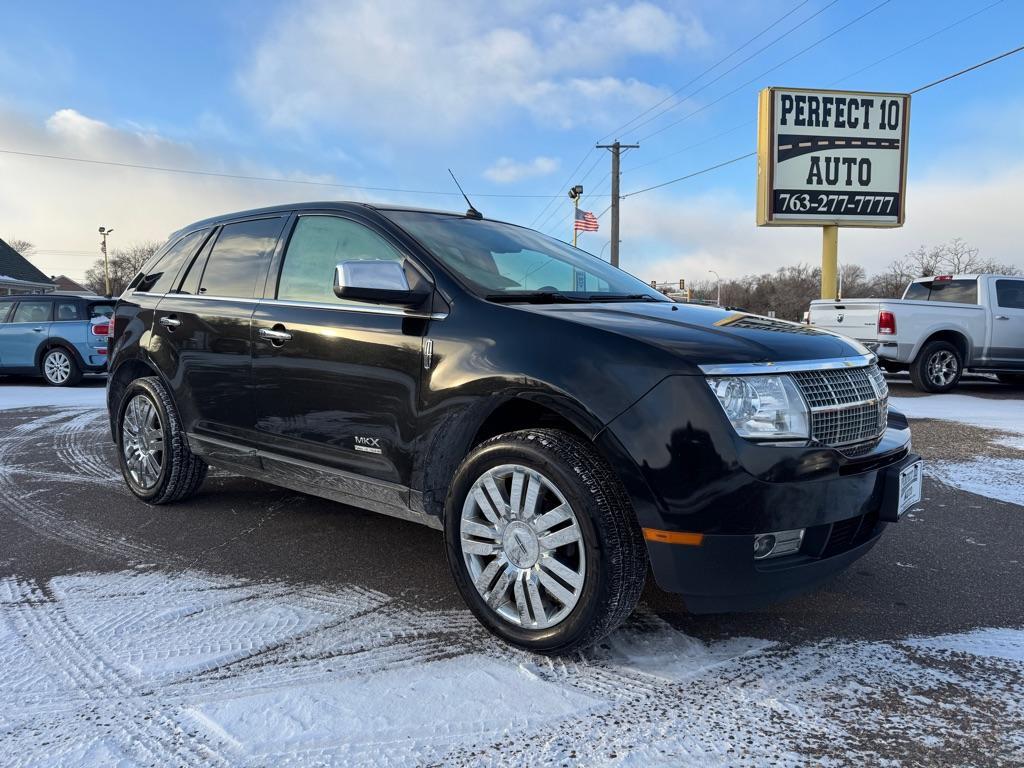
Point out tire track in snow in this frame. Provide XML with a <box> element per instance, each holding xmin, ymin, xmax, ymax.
<box><xmin>53</xmin><ymin>408</ymin><xmax>119</xmax><ymax>482</ymax></box>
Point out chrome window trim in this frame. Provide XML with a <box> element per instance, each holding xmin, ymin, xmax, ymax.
<box><xmin>698</xmin><ymin>354</ymin><xmax>876</xmax><ymax>376</ymax></box>
<box><xmin>130</xmin><ymin>290</ymin><xmax>447</xmax><ymax>319</ymax></box>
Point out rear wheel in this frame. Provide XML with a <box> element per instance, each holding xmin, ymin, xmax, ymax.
<box><xmin>910</xmin><ymin>340</ymin><xmax>962</xmax><ymax>393</ymax></box>
<box><xmin>445</xmin><ymin>428</ymin><xmax>647</xmax><ymax>654</ymax></box>
<box><xmin>41</xmin><ymin>347</ymin><xmax>82</xmax><ymax>386</ymax></box>
<box><xmin>116</xmin><ymin>376</ymin><xmax>207</xmax><ymax>504</ymax></box>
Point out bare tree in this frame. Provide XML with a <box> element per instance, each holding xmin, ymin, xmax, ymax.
<box><xmin>5</xmin><ymin>237</ymin><xmax>35</xmax><ymax>256</ymax></box>
<box><xmin>84</xmin><ymin>241</ymin><xmax>161</xmax><ymax>296</ymax></box>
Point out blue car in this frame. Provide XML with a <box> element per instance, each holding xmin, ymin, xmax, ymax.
<box><xmin>0</xmin><ymin>293</ymin><xmax>114</xmax><ymax>385</ymax></box>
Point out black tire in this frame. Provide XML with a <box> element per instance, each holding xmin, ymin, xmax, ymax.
<box><xmin>909</xmin><ymin>340</ymin><xmax>963</xmax><ymax>393</ymax></box>
<box><xmin>115</xmin><ymin>376</ymin><xmax>207</xmax><ymax>504</ymax></box>
<box><xmin>444</xmin><ymin>428</ymin><xmax>647</xmax><ymax>655</ymax></box>
<box><xmin>997</xmin><ymin>374</ymin><xmax>1024</xmax><ymax>387</ymax></box>
<box><xmin>41</xmin><ymin>346</ymin><xmax>82</xmax><ymax>386</ymax></box>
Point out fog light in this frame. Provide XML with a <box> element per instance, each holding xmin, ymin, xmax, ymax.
<box><xmin>754</xmin><ymin>528</ymin><xmax>805</xmax><ymax>560</ymax></box>
<box><xmin>753</xmin><ymin>534</ymin><xmax>776</xmax><ymax>559</ymax></box>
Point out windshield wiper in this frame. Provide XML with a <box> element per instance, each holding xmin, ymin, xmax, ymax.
<box><xmin>594</xmin><ymin>294</ymin><xmax>663</xmax><ymax>302</ymax></box>
<box><xmin>485</xmin><ymin>291</ymin><xmax>591</xmax><ymax>304</ymax></box>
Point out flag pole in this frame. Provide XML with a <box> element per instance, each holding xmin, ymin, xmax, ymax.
<box><xmin>572</xmin><ymin>194</ymin><xmax>580</xmax><ymax>248</ymax></box>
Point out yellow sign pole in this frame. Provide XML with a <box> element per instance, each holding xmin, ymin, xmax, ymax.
<box><xmin>821</xmin><ymin>225</ymin><xmax>838</xmax><ymax>300</ymax></box>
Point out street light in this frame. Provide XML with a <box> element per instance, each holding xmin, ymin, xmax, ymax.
<box><xmin>708</xmin><ymin>269</ymin><xmax>721</xmax><ymax>306</ymax></box>
<box><xmin>99</xmin><ymin>226</ymin><xmax>114</xmax><ymax>297</ymax></box>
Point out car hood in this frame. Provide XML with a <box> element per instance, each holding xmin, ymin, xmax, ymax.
<box><xmin>517</xmin><ymin>301</ymin><xmax>865</xmax><ymax>369</ymax></box>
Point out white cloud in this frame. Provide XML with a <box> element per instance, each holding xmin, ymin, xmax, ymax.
<box><xmin>238</xmin><ymin>0</ymin><xmax>706</xmax><ymax>140</ymax></box>
<box><xmin>617</xmin><ymin>162</ymin><xmax>1024</xmax><ymax>283</ymax></box>
<box><xmin>483</xmin><ymin>155</ymin><xmax>559</xmax><ymax>183</ymax></box>
<box><xmin>0</xmin><ymin>109</ymin><xmax>376</xmax><ymax>280</ymax></box>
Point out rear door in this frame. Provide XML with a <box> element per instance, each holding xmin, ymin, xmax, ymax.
<box><xmin>151</xmin><ymin>216</ymin><xmax>286</xmax><ymax>442</ymax></box>
<box><xmin>251</xmin><ymin>212</ymin><xmax>428</xmax><ymax>491</ymax></box>
<box><xmin>0</xmin><ymin>299</ymin><xmax>52</xmax><ymax>368</ymax></box>
<box><xmin>990</xmin><ymin>277</ymin><xmax>1024</xmax><ymax>368</ymax></box>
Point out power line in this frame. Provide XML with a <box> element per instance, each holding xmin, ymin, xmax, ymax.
<box><xmin>0</xmin><ymin>148</ymin><xmax>561</xmax><ymax>200</ymax></box>
<box><xmin>601</xmin><ymin>0</ymin><xmax>821</xmax><ymax>141</ymax></box>
<box><xmin>535</xmin><ymin>151</ymin><xmax>604</xmax><ymax>231</ymax></box>
<box><xmin>637</xmin><ymin>0</ymin><xmax>893</xmax><ymax>143</ymax></box>
<box><xmin>529</xmin><ymin>149</ymin><xmax>598</xmax><ymax>226</ymax></box>
<box><xmin>620</xmin><ymin>41</ymin><xmax>1024</xmax><ymax>199</ymax></box>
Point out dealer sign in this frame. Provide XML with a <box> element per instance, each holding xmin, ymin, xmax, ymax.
<box><xmin>756</xmin><ymin>87</ymin><xmax>910</xmax><ymax>227</ymax></box>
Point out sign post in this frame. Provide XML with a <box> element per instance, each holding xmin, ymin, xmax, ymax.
<box><xmin>756</xmin><ymin>87</ymin><xmax>910</xmax><ymax>299</ymax></box>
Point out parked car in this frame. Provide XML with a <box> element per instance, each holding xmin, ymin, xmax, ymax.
<box><xmin>0</xmin><ymin>293</ymin><xmax>113</xmax><ymax>385</ymax></box>
<box><xmin>106</xmin><ymin>202</ymin><xmax>921</xmax><ymax>653</ymax></box>
<box><xmin>809</xmin><ymin>274</ymin><xmax>1024</xmax><ymax>392</ymax></box>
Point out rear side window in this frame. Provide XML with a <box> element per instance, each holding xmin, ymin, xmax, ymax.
<box><xmin>12</xmin><ymin>301</ymin><xmax>51</xmax><ymax>323</ymax></box>
<box><xmin>198</xmin><ymin>217</ymin><xmax>285</xmax><ymax>299</ymax></box>
<box><xmin>903</xmin><ymin>279</ymin><xmax>978</xmax><ymax>304</ymax></box>
<box><xmin>277</xmin><ymin>216</ymin><xmax>403</xmax><ymax>304</ymax></box>
<box><xmin>996</xmin><ymin>279</ymin><xmax>1024</xmax><ymax>309</ymax></box>
<box><xmin>55</xmin><ymin>301</ymin><xmax>83</xmax><ymax>321</ymax></box>
<box><xmin>136</xmin><ymin>229</ymin><xmax>209</xmax><ymax>294</ymax></box>
<box><xmin>88</xmin><ymin>303</ymin><xmax>114</xmax><ymax>319</ymax></box>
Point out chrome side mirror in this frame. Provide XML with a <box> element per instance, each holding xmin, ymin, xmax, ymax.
<box><xmin>333</xmin><ymin>260</ymin><xmax>429</xmax><ymax>306</ymax></box>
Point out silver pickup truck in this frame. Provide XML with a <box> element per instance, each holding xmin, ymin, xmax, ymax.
<box><xmin>809</xmin><ymin>274</ymin><xmax>1024</xmax><ymax>392</ymax></box>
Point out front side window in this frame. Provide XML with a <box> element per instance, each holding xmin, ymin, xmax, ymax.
<box><xmin>198</xmin><ymin>218</ymin><xmax>285</xmax><ymax>299</ymax></box>
<box><xmin>12</xmin><ymin>301</ymin><xmax>51</xmax><ymax>323</ymax></box>
<box><xmin>55</xmin><ymin>302</ymin><xmax>82</xmax><ymax>321</ymax></box>
<box><xmin>384</xmin><ymin>212</ymin><xmax>665</xmax><ymax>302</ymax></box>
<box><xmin>996</xmin><ymin>279</ymin><xmax>1024</xmax><ymax>309</ymax></box>
<box><xmin>277</xmin><ymin>216</ymin><xmax>405</xmax><ymax>304</ymax></box>
<box><xmin>136</xmin><ymin>229</ymin><xmax>208</xmax><ymax>294</ymax></box>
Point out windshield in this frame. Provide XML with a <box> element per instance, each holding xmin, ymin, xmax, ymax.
<box><xmin>384</xmin><ymin>211</ymin><xmax>667</xmax><ymax>303</ymax></box>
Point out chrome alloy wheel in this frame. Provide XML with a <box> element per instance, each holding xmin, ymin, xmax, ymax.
<box><xmin>927</xmin><ymin>350</ymin><xmax>958</xmax><ymax>387</ymax></box>
<box><xmin>460</xmin><ymin>464</ymin><xmax>586</xmax><ymax>630</ymax></box>
<box><xmin>121</xmin><ymin>394</ymin><xmax>165</xmax><ymax>489</ymax></box>
<box><xmin>43</xmin><ymin>350</ymin><xmax>72</xmax><ymax>384</ymax></box>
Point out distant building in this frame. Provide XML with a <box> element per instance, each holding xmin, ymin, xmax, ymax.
<box><xmin>50</xmin><ymin>274</ymin><xmax>93</xmax><ymax>294</ymax></box>
<box><xmin>0</xmin><ymin>238</ymin><xmax>55</xmax><ymax>295</ymax></box>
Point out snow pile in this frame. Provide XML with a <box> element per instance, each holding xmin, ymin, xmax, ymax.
<box><xmin>0</xmin><ymin>384</ymin><xmax>106</xmax><ymax>411</ymax></box>
<box><xmin>892</xmin><ymin>393</ymin><xmax>1024</xmax><ymax>505</ymax></box>
<box><xmin>1</xmin><ymin>568</ymin><xmax>1021</xmax><ymax>766</ymax></box>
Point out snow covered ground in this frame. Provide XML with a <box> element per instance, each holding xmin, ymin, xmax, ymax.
<box><xmin>1</xmin><ymin>567</ymin><xmax>1021</xmax><ymax>766</ymax></box>
<box><xmin>891</xmin><ymin>393</ymin><xmax>1024</xmax><ymax>505</ymax></box>
<box><xmin>0</xmin><ymin>383</ymin><xmax>106</xmax><ymax>411</ymax></box>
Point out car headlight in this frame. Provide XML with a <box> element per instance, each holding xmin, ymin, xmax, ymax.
<box><xmin>705</xmin><ymin>375</ymin><xmax>809</xmax><ymax>440</ymax></box>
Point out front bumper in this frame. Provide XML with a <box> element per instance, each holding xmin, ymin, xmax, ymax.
<box><xmin>599</xmin><ymin>373</ymin><xmax>918</xmax><ymax>613</ymax></box>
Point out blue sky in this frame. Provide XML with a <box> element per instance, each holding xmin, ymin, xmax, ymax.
<box><xmin>1</xmin><ymin>0</ymin><xmax>1022</xmax><ymax>281</ymax></box>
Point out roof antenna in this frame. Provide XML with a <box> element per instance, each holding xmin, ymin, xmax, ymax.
<box><xmin>448</xmin><ymin>168</ymin><xmax>483</xmax><ymax>220</ymax></box>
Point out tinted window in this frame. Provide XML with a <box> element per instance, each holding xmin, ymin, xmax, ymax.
<box><xmin>278</xmin><ymin>216</ymin><xmax>404</xmax><ymax>304</ymax></box>
<box><xmin>136</xmin><ymin>229</ymin><xmax>209</xmax><ymax>294</ymax></box>
<box><xmin>996</xmin><ymin>279</ymin><xmax>1024</xmax><ymax>310</ymax></box>
<box><xmin>199</xmin><ymin>218</ymin><xmax>284</xmax><ymax>299</ymax></box>
<box><xmin>88</xmin><ymin>302</ymin><xmax>114</xmax><ymax>319</ymax></box>
<box><xmin>903</xmin><ymin>279</ymin><xmax>978</xmax><ymax>304</ymax></box>
<box><xmin>177</xmin><ymin>231</ymin><xmax>217</xmax><ymax>296</ymax></box>
<box><xmin>12</xmin><ymin>301</ymin><xmax>51</xmax><ymax>323</ymax></box>
<box><xmin>0</xmin><ymin>302</ymin><xmax>13</xmax><ymax>323</ymax></box>
<box><xmin>55</xmin><ymin>301</ymin><xmax>83</xmax><ymax>321</ymax></box>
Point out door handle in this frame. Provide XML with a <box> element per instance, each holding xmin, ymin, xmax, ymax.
<box><xmin>33</xmin><ymin>327</ymin><xmax>45</xmax><ymax>332</ymax></box>
<box><xmin>995</xmin><ymin>315</ymin><xmax>1009</xmax><ymax>320</ymax></box>
<box><xmin>159</xmin><ymin>316</ymin><xmax>181</xmax><ymax>329</ymax></box>
<box><xmin>258</xmin><ymin>327</ymin><xmax>292</xmax><ymax>343</ymax></box>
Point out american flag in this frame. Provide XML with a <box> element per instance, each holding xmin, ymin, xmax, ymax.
<box><xmin>574</xmin><ymin>208</ymin><xmax>599</xmax><ymax>232</ymax></box>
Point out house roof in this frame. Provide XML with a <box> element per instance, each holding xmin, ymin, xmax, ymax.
<box><xmin>0</xmin><ymin>239</ymin><xmax>53</xmax><ymax>286</ymax></box>
<box><xmin>51</xmin><ymin>274</ymin><xmax>91</xmax><ymax>293</ymax></box>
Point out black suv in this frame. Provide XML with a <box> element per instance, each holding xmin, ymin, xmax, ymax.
<box><xmin>107</xmin><ymin>202</ymin><xmax>922</xmax><ymax>653</ymax></box>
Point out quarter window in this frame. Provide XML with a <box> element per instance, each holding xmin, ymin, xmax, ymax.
<box><xmin>12</xmin><ymin>301</ymin><xmax>51</xmax><ymax>323</ymax></box>
<box><xmin>198</xmin><ymin>218</ymin><xmax>285</xmax><ymax>299</ymax></box>
<box><xmin>278</xmin><ymin>216</ymin><xmax>404</xmax><ymax>304</ymax></box>
<box><xmin>55</xmin><ymin>302</ymin><xmax>82</xmax><ymax>321</ymax></box>
<box><xmin>136</xmin><ymin>229</ymin><xmax>208</xmax><ymax>294</ymax></box>
<box><xmin>995</xmin><ymin>279</ymin><xmax>1024</xmax><ymax>309</ymax></box>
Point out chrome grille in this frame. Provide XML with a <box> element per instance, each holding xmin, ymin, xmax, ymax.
<box><xmin>791</xmin><ymin>364</ymin><xmax>888</xmax><ymax>452</ymax></box>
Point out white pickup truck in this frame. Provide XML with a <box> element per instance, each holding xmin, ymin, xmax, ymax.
<box><xmin>809</xmin><ymin>274</ymin><xmax>1024</xmax><ymax>392</ymax></box>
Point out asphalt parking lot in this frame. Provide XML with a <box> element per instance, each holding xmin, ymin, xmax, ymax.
<box><xmin>1</xmin><ymin>375</ymin><xmax>1022</xmax><ymax>766</ymax></box>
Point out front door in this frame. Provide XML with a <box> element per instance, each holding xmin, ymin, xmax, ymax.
<box><xmin>150</xmin><ymin>216</ymin><xmax>286</xmax><ymax>442</ymax></box>
<box><xmin>0</xmin><ymin>299</ymin><xmax>52</xmax><ymax>368</ymax></box>
<box><xmin>991</xmin><ymin>277</ymin><xmax>1024</xmax><ymax>368</ymax></box>
<box><xmin>251</xmin><ymin>213</ymin><xmax>428</xmax><ymax>495</ymax></box>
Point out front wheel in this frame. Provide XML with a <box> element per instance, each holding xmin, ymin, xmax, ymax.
<box><xmin>445</xmin><ymin>429</ymin><xmax>647</xmax><ymax>654</ymax></box>
<box><xmin>41</xmin><ymin>347</ymin><xmax>82</xmax><ymax>386</ymax></box>
<box><xmin>116</xmin><ymin>376</ymin><xmax>207</xmax><ymax>504</ymax></box>
<box><xmin>909</xmin><ymin>340</ymin><xmax>963</xmax><ymax>393</ymax></box>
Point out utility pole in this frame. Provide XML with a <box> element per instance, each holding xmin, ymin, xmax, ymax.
<box><xmin>595</xmin><ymin>140</ymin><xmax>638</xmax><ymax>268</ymax></box>
<box><xmin>98</xmin><ymin>226</ymin><xmax>114</xmax><ymax>297</ymax></box>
